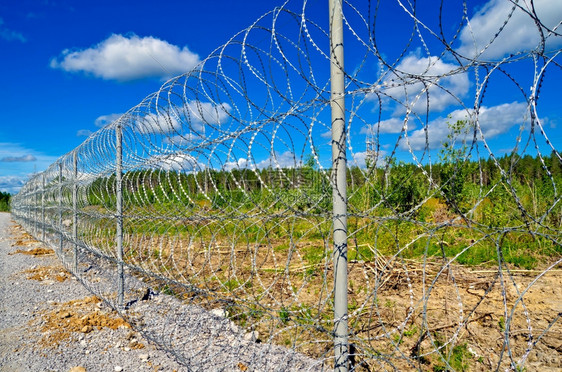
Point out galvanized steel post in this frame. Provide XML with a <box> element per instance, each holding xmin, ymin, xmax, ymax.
<box><xmin>73</xmin><ymin>151</ymin><xmax>78</xmax><ymax>273</ymax></box>
<box><xmin>58</xmin><ymin>162</ymin><xmax>63</xmax><ymax>254</ymax></box>
<box><xmin>116</xmin><ymin>124</ymin><xmax>124</xmax><ymax>308</ymax></box>
<box><xmin>34</xmin><ymin>178</ymin><xmax>38</xmax><ymax>237</ymax></box>
<box><xmin>329</xmin><ymin>0</ymin><xmax>349</xmax><ymax>370</ymax></box>
<box><xmin>41</xmin><ymin>173</ymin><xmax>45</xmax><ymax>242</ymax></box>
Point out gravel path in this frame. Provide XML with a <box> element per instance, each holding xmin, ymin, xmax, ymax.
<box><xmin>0</xmin><ymin>212</ymin><xmax>184</xmax><ymax>372</ymax></box>
<box><xmin>1</xmin><ymin>213</ymin><xmax>323</xmax><ymax>372</ymax></box>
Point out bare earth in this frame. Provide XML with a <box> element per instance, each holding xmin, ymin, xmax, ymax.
<box><xmin>0</xmin><ymin>212</ymin><xmax>184</xmax><ymax>372</ymax></box>
<box><xmin>1</xmin><ymin>211</ymin><xmax>560</xmax><ymax>371</ymax></box>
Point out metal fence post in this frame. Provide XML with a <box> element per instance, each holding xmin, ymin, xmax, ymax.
<box><xmin>58</xmin><ymin>162</ymin><xmax>63</xmax><ymax>255</ymax></box>
<box><xmin>34</xmin><ymin>178</ymin><xmax>38</xmax><ymax>237</ymax></box>
<box><xmin>73</xmin><ymin>151</ymin><xmax>78</xmax><ymax>274</ymax></box>
<box><xmin>329</xmin><ymin>0</ymin><xmax>349</xmax><ymax>370</ymax></box>
<box><xmin>41</xmin><ymin>173</ymin><xmax>45</xmax><ymax>242</ymax></box>
<box><xmin>116</xmin><ymin>124</ymin><xmax>124</xmax><ymax>308</ymax></box>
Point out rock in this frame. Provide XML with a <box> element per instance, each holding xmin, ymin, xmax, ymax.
<box><xmin>211</xmin><ymin>308</ymin><xmax>226</xmax><ymax>318</ymax></box>
<box><xmin>60</xmin><ymin>311</ymin><xmax>71</xmax><ymax>319</ymax></box>
<box><xmin>69</xmin><ymin>367</ymin><xmax>87</xmax><ymax>372</ymax></box>
<box><xmin>114</xmin><ymin>367</ymin><xmax>123</xmax><ymax>372</ymax></box>
<box><xmin>244</xmin><ymin>331</ymin><xmax>259</xmax><ymax>342</ymax></box>
<box><xmin>81</xmin><ymin>325</ymin><xmax>92</xmax><ymax>333</ymax></box>
<box><xmin>139</xmin><ymin>353</ymin><xmax>149</xmax><ymax>362</ymax></box>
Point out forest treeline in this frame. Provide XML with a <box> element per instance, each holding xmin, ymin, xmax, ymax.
<box><xmin>83</xmin><ymin>151</ymin><xmax>561</xmax><ymax>221</ymax></box>
<box><xmin>0</xmin><ymin>191</ymin><xmax>10</xmax><ymax>212</ymax></box>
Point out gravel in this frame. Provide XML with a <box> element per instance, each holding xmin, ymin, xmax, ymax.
<box><xmin>0</xmin><ymin>212</ymin><xmax>186</xmax><ymax>371</ymax></box>
<box><xmin>0</xmin><ymin>213</ymin><xmax>324</xmax><ymax>371</ymax></box>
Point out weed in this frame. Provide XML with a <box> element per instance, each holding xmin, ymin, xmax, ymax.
<box><xmin>279</xmin><ymin>308</ymin><xmax>290</xmax><ymax>324</ymax></box>
<box><xmin>403</xmin><ymin>325</ymin><xmax>418</xmax><ymax>337</ymax></box>
<box><xmin>160</xmin><ymin>285</ymin><xmax>175</xmax><ymax>296</ymax></box>
<box><xmin>223</xmin><ymin>278</ymin><xmax>240</xmax><ymax>291</ymax></box>
<box><xmin>498</xmin><ymin>316</ymin><xmax>505</xmax><ymax>332</ymax></box>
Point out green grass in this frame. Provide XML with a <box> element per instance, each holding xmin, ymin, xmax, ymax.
<box><xmin>433</xmin><ymin>343</ymin><xmax>472</xmax><ymax>372</ymax></box>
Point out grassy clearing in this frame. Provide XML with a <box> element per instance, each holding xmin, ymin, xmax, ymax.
<box><xmin>54</xmin><ymin>152</ymin><xmax>561</xmax><ymax>370</ymax></box>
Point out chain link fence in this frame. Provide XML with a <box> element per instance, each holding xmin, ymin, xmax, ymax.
<box><xmin>11</xmin><ymin>0</ymin><xmax>561</xmax><ymax>370</ymax></box>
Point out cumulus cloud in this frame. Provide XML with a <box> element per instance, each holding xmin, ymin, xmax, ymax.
<box><xmin>223</xmin><ymin>151</ymin><xmax>299</xmax><ymax>171</ymax></box>
<box><xmin>1</xmin><ymin>154</ymin><xmax>36</xmax><ymax>162</ymax></box>
<box><xmin>76</xmin><ymin>129</ymin><xmax>93</xmax><ymax>137</ymax></box>
<box><xmin>350</xmin><ymin>151</ymin><xmax>368</xmax><ymax>168</ymax></box>
<box><xmin>256</xmin><ymin>151</ymin><xmax>299</xmax><ymax>169</ymax></box>
<box><xmin>320</xmin><ymin>131</ymin><xmax>332</xmax><ymax>139</ymax></box>
<box><xmin>0</xmin><ymin>143</ymin><xmax>58</xmax><ymax>194</ymax></box>
<box><xmin>50</xmin><ymin>34</ymin><xmax>200</xmax><ymax>81</ymax></box>
<box><xmin>148</xmin><ymin>153</ymin><xmax>202</xmax><ymax>172</ymax></box>
<box><xmin>0</xmin><ymin>175</ymin><xmax>26</xmax><ymax>194</ymax></box>
<box><xmin>352</xmin><ymin>149</ymin><xmax>389</xmax><ymax>169</ymax></box>
<box><xmin>404</xmin><ymin>101</ymin><xmax>529</xmax><ymax>151</ymax></box>
<box><xmin>95</xmin><ymin>113</ymin><xmax>123</xmax><ymax>127</ymax></box>
<box><xmin>184</xmin><ymin>101</ymin><xmax>232</xmax><ymax>129</ymax></box>
<box><xmin>0</xmin><ymin>18</ymin><xmax>26</xmax><ymax>42</ymax></box>
<box><xmin>224</xmin><ymin>157</ymin><xmax>250</xmax><ymax>171</ymax></box>
<box><xmin>376</xmin><ymin>54</ymin><xmax>469</xmax><ymax>114</ymax></box>
<box><xmin>360</xmin><ymin>117</ymin><xmax>416</xmax><ymax>135</ymax></box>
<box><xmin>135</xmin><ymin>102</ymin><xmax>231</xmax><ymax>135</ymax></box>
<box><xmin>136</xmin><ymin>111</ymin><xmax>182</xmax><ymax>135</ymax></box>
<box><xmin>457</xmin><ymin>0</ymin><xmax>562</xmax><ymax>60</ymax></box>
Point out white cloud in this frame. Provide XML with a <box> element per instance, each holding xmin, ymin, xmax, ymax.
<box><xmin>0</xmin><ymin>154</ymin><xmax>36</xmax><ymax>162</ymax></box>
<box><xmin>184</xmin><ymin>101</ymin><xmax>231</xmax><ymax>129</ymax></box>
<box><xmin>223</xmin><ymin>151</ymin><xmax>299</xmax><ymax>171</ymax></box>
<box><xmin>148</xmin><ymin>153</ymin><xmax>202</xmax><ymax>172</ymax></box>
<box><xmin>0</xmin><ymin>143</ymin><xmax>60</xmax><ymax>194</ymax></box>
<box><xmin>95</xmin><ymin>113</ymin><xmax>123</xmax><ymax>127</ymax></box>
<box><xmin>320</xmin><ymin>131</ymin><xmax>332</xmax><ymax>139</ymax></box>
<box><xmin>256</xmin><ymin>151</ymin><xmax>299</xmax><ymax>169</ymax></box>
<box><xmin>224</xmin><ymin>157</ymin><xmax>250</xmax><ymax>171</ymax></box>
<box><xmin>135</xmin><ymin>111</ymin><xmax>183</xmax><ymax>135</ymax></box>
<box><xmin>0</xmin><ymin>18</ymin><xmax>26</xmax><ymax>42</ymax></box>
<box><xmin>163</xmin><ymin>133</ymin><xmax>204</xmax><ymax>146</ymax></box>
<box><xmin>457</xmin><ymin>0</ymin><xmax>562</xmax><ymax>60</ymax></box>
<box><xmin>404</xmin><ymin>101</ymin><xmax>529</xmax><ymax>151</ymax></box>
<box><xmin>76</xmin><ymin>129</ymin><xmax>93</xmax><ymax>137</ymax></box>
<box><xmin>360</xmin><ymin>117</ymin><xmax>415</xmax><ymax>135</ymax></box>
<box><xmin>135</xmin><ymin>102</ymin><xmax>231</xmax><ymax>135</ymax></box>
<box><xmin>350</xmin><ymin>151</ymin><xmax>368</xmax><ymax>168</ymax></box>
<box><xmin>376</xmin><ymin>54</ymin><xmax>469</xmax><ymax>114</ymax></box>
<box><xmin>50</xmin><ymin>34</ymin><xmax>200</xmax><ymax>81</ymax></box>
<box><xmin>352</xmin><ymin>149</ymin><xmax>388</xmax><ymax>169</ymax></box>
<box><xmin>0</xmin><ymin>175</ymin><xmax>27</xmax><ymax>194</ymax></box>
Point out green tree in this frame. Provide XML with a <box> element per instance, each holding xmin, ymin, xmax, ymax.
<box><xmin>0</xmin><ymin>191</ymin><xmax>10</xmax><ymax>212</ymax></box>
<box><xmin>439</xmin><ymin>118</ymin><xmax>473</xmax><ymax>211</ymax></box>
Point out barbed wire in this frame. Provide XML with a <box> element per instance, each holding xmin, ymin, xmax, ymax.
<box><xmin>11</xmin><ymin>0</ymin><xmax>561</xmax><ymax>370</ymax></box>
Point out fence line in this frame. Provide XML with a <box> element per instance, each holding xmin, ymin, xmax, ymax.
<box><xmin>11</xmin><ymin>0</ymin><xmax>562</xmax><ymax>370</ymax></box>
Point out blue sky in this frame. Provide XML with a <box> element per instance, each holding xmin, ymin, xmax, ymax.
<box><xmin>1</xmin><ymin>0</ymin><xmax>561</xmax><ymax>193</ymax></box>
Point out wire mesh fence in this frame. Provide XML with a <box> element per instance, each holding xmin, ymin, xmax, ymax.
<box><xmin>11</xmin><ymin>0</ymin><xmax>561</xmax><ymax>370</ymax></box>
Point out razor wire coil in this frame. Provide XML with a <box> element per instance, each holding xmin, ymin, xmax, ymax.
<box><xmin>11</xmin><ymin>0</ymin><xmax>562</xmax><ymax>371</ymax></box>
